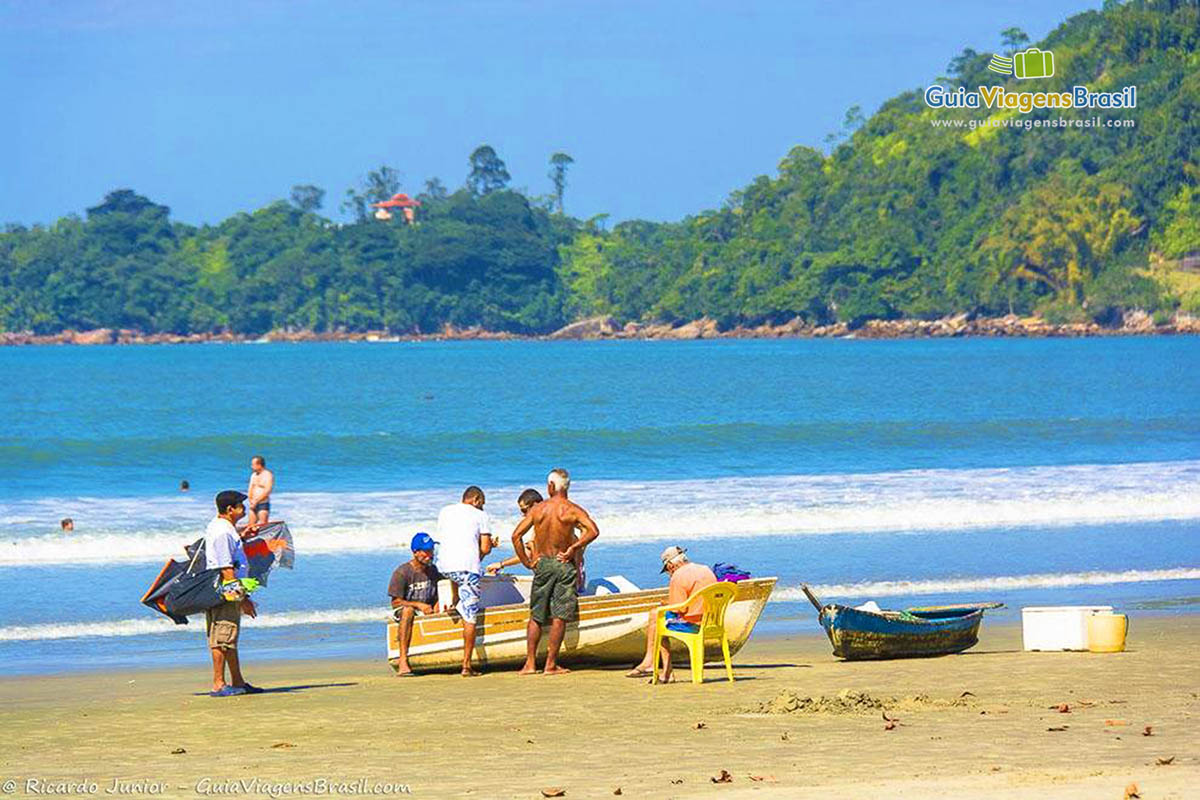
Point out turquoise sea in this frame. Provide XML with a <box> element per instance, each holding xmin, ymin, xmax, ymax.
<box><xmin>1</xmin><ymin>337</ymin><xmax>1198</xmax><ymax>674</ymax></box>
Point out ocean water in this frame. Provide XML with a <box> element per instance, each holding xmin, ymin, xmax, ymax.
<box><xmin>0</xmin><ymin>337</ymin><xmax>1197</xmax><ymax>675</ymax></box>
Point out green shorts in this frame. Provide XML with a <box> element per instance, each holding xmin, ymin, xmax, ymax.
<box><xmin>530</xmin><ymin>557</ymin><xmax>579</xmax><ymax>626</ymax></box>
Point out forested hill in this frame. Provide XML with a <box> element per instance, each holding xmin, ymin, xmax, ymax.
<box><xmin>2</xmin><ymin>0</ymin><xmax>1198</xmax><ymax>338</ymax></box>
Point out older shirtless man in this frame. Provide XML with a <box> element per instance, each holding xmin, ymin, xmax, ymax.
<box><xmin>246</xmin><ymin>456</ymin><xmax>274</xmax><ymax>528</ymax></box>
<box><xmin>511</xmin><ymin>468</ymin><xmax>599</xmax><ymax>675</ymax></box>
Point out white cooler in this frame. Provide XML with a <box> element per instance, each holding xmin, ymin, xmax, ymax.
<box><xmin>1021</xmin><ymin>606</ymin><xmax>1113</xmax><ymax>651</ymax></box>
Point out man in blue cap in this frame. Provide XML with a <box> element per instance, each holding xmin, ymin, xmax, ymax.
<box><xmin>388</xmin><ymin>532</ymin><xmax>443</xmax><ymax>676</ymax></box>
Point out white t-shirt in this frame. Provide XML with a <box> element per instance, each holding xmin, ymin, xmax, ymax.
<box><xmin>204</xmin><ymin>516</ymin><xmax>248</xmax><ymax>578</ymax></box>
<box><xmin>434</xmin><ymin>502</ymin><xmax>492</xmax><ymax>575</ymax></box>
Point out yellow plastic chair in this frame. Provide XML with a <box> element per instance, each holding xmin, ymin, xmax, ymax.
<box><xmin>652</xmin><ymin>582</ymin><xmax>737</xmax><ymax>685</ymax></box>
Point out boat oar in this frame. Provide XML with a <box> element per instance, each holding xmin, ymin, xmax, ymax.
<box><xmin>801</xmin><ymin>584</ymin><xmax>825</xmax><ymax>613</ymax></box>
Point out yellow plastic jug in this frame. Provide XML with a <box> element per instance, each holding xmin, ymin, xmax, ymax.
<box><xmin>1087</xmin><ymin>613</ymin><xmax>1127</xmax><ymax>653</ymax></box>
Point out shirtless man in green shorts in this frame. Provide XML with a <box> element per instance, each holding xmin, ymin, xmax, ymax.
<box><xmin>511</xmin><ymin>468</ymin><xmax>599</xmax><ymax>675</ymax></box>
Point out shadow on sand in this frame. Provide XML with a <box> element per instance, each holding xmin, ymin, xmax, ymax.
<box><xmin>192</xmin><ymin>681</ymin><xmax>358</xmax><ymax>696</ymax></box>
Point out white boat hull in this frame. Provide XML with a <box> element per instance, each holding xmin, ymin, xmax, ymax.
<box><xmin>387</xmin><ymin>576</ymin><xmax>776</xmax><ymax>671</ymax></box>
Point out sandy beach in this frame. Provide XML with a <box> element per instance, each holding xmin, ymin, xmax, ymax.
<box><xmin>1</xmin><ymin>617</ymin><xmax>1195</xmax><ymax>799</ymax></box>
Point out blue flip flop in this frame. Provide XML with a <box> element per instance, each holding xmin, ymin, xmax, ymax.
<box><xmin>209</xmin><ymin>685</ymin><xmax>247</xmax><ymax>697</ymax></box>
<box><xmin>239</xmin><ymin>683</ymin><xmax>265</xmax><ymax>694</ymax></box>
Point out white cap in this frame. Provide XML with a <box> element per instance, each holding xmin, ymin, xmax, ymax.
<box><xmin>660</xmin><ymin>545</ymin><xmax>688</xmax><ymax>573</ymax></box>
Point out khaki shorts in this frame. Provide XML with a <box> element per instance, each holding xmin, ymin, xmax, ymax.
<box><xmin>205</xmin><ymin>601</ymin><xmax>241</xmax><ymax>651</ymax></box>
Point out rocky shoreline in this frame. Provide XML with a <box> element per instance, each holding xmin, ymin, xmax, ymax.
<box><xmin>3</xmin><ymin>311</ymin><xmax>1198</xmax><ymax>347</ymax></box>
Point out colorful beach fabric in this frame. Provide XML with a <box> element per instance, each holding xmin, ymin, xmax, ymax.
<box><xmin>443</xmin><ymin>570</ymin><xmax>481</xmax><ymax>624</ymax></box>
<box><xmin>530</xmin><ymin>557</ymin><xmax>579</xmax><ymax>625</ymax></box>
<box><xmin>712</xmin><ymin>562</ymin><xmax>751</xmax><ymax>582</ymax></box>
<box><xmin>240</xmin><ymin>521</ymin><xmax>295</xmax><ymax>585</ymax></box>
<box><xmin>141</xmin><ymin>522</ymin><xmax>294</xmax><ymax>625</ymax></box>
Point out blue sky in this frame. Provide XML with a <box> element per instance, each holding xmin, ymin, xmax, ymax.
<box><xmin>1</xmin><ymin>0</ymin><xmax>1100</xmax><ymax>226</ymax></box>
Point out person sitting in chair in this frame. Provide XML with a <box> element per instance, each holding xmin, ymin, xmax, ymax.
<box><xmin>625</xmin><ymin>546</ymin><xmax>716</xmax><ymax>681</ymax></box>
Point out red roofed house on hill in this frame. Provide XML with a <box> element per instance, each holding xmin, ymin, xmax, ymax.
<box><xmin>371</xmin><ymin>193</ymin><xmax>421</xmax><ymax>224</ymax></box>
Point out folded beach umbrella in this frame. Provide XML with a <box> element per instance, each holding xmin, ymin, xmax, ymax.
<box><xmin>140</xmin><ymin>557</ymin><xmax>193</xmax><ymax>624</ymax></box>
<box><xmin>140</xmin><ymin>522</ymin><xmax>295</xmax><ymax>624</ymax></box>
<box><xmin>140</xmin><ymin>540</ymin><xmax>220</xmax><ymax>625</ymax></box>
<box><xmin>241</xmin><ymin>521</ymin><xmax>295</xmax><ymax>585</ymax></box>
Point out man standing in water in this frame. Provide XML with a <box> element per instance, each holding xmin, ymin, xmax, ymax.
<box><xmin>512</xmin><ymin>468</ymin><xmax>599</xmax><ymax>675</ymax></box>
<box><xmin>246</xmin><ymin>456</ymin><xmax>274</xmax><ymax>528</ymax></box>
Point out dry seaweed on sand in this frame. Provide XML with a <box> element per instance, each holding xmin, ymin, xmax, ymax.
<box><xmin>743</xmin><ymin>688</ymin><xmax>978</xmax><ymax>716</ymax></box>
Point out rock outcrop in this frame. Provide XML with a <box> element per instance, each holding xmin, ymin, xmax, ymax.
<box><xmin>2</xmin><ymin>311</ymin><xmax>1196</xmax><ymax>346</ymax></box>
<box><xmin>548</xmin><ymin>316</ymin><xmax>618</xmax><ymax>340</ymax></box>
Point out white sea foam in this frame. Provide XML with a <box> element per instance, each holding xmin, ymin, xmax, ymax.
<box><xmin>0</xmin><ymin>607</ymin><xmax>388</xmax><ymax>642</ymax></box>
<box><xmin>775</xmin><ymin>567</ymin><xmax>1200</xmax><ymax>601</ymax></box>
<box><xmin>1</xmin><ymin>567</ymin><xmax>1196</xmax><ymax>643</ymax></box>
<box><xmin>2</xmin><ymin>460</ymin><xmax>1198</xmax><ymax>566</ymax></box>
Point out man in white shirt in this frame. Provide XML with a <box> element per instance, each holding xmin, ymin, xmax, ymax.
<box><xmin>203</xmin><ymin>490</ymin><xmax>261</xmax><ymax>697</ymax></box>
<box><xmin>435</xmin><ymin>485</ymin><xmax>496</xmax><ymax>676</ymax></box>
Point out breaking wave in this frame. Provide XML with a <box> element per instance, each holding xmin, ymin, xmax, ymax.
<box><xmin>2</xmin><ymin>460</ymin><xmax>1198</xmax><ymax>566</ymax></box>
<box><xmin>0</xmin><ymin>607</ymin><xmax>386</xmax><ymax>642</ymax></box>
<box><xmin>774</xmin><ymin>567</ymin><xmax>1200</xmax><ymax>601</ymax></box>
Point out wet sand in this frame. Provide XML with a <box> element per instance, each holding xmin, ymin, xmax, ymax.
<box><xmin>1</xmin><ymin>618</ymin><xmax>1195</xmax><ymax>799</ymax></box>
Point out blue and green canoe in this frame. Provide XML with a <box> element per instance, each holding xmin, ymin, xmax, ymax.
<box><xmin>801</xmin><ymin>585</ymin><xmax>1003</xmax><ymax>661</ymax></box>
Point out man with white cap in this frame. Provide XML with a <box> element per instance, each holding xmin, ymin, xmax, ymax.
<box><xmin>625</xmin><ymin>545</ymin><xmax>717</xmax><ymax>680</ymax></box>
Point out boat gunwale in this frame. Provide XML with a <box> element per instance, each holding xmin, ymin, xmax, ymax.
<box><xmin>396</xmin><ymin>576</ymin><xmax>777</xmax><ymax>626</ymax></box>
<box><xmin>388</xmin><ymin>577</ymin><xmax>777</xmax><ymax>669</ymax></box>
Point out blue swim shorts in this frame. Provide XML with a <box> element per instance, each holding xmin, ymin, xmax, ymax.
<box><xmin>443</xmin><ymin>571</ymin><xmax>481</xmax><ymax>625</ymax></box>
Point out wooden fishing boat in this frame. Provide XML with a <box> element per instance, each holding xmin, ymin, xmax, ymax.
<box><xmin>387</xmin><ymin>574</ymin><xmax>776</xmax><ymax>672</ymax></box>
<box><xmin>801</xmin><ymin>585</ymin><xmax>1002</xmax><ymax>661</ymax></box>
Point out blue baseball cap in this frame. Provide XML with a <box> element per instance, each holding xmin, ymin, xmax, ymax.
<box><xmin>411</xmin><ymin>532</ymin><xmax>437</xmax><ymax>553</ymax></box>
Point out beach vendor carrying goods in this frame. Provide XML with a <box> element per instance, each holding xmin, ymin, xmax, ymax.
<box><xmin>140</xmin><ymin>522</ymin><xmax>295</xmax><ymax>624</ymax></box>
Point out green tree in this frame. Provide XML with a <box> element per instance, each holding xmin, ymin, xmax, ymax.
<box><xmin>289</xmin><ymin>184</ymin><xmax>325</xmax><ymax>213</ymax></box>
<box><xmin>947</xmin><ymin>47</ymin><xmax>980</xmax><ymax>76</ymax></box>
<box><xmin>466</xmin><ymin>145</ymin><xmax>511</xmax><ymax>195</ymax></box>
<box><xmin>823</xmin><ymin>104</ymin><xmax>865</xmax><ymax>148</ymax></box>
<box><xmin>982</xmin><ymin>169</ymin><xmax>1141</xmax><ymax>302</ymax></box>
<box><xmin>342</xmin><ymin>166</ymin><xmax>402</xmax><ymax>222</ymax></box>
<box><xmin>548</xmin><ymin>152</ymin><xmax>574</xmax><ymax>214</ymax></box>
<box><xmin>1154</xmin><ymin>184</ymin><xmax>1200</xmax><ymax>259</ymax></box>
<box><xmin>1000</xmin><ymin>26</ymin><xmax>1030</xmax><ymax>54</ymax></box>
<box><xmin>419</xmin><ymin>177</ymin><xmax>448</xmax><ymax>205</ymax></box>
